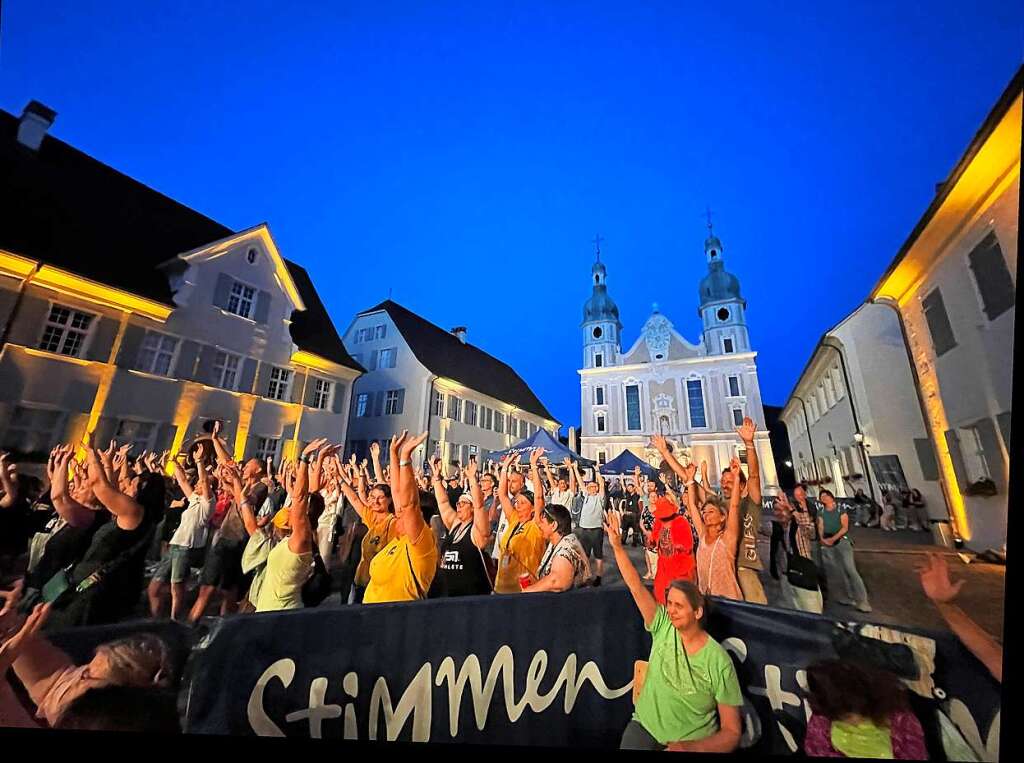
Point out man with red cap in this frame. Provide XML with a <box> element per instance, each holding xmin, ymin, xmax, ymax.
<box><xmin>651</xmin><ymin>495</ymin><xmax>696</xmax><ymax>604</ymax></box>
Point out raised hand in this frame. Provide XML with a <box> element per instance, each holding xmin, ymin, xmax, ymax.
<box><xmin>680</xmin><ymin>461</ymin><xmax>697</xmax><ymax>483</ymax></box>
<box><xmin>400</xmin><ymin>431</ymin><xmax>428</xmax><ymax>461</ymax></box>
<box><xmin>729</xmin><ymin>457</ymin><xmax>741</xmax><ymax>478</ymax></box>
<box><xmin>603</xmin><ymin>509</ymin><xmax>624</xmax><ymax>549</ymax></box>
<box><xmin>736</xmin><ymin>416</ymin><xmax>756</xmax><ymax>444</ymax></box>
<box><xmin>302</xmin><ymin>438</ymin><xmax>329</xmax><ymax>459</ymax></box>
<box><xmin>562</xmin><ymin>457</ymin><xmax>572</xmax><ymax>469</ymax></box>
<box><xmin>0</xmin><ymin>579</ymin><xmax>25</xmax><ymax>618</ymax></box>
<box><xmin>429</xmin><ymin>456</ymin><xmax>442</xmax><ymax>479</ymax></box>
<box><xmin>650</xmin><ymin>435</ymin><xmax>669</xmax><ymax>454</ymax></box>
<box><xmin>529</xmin><ymin>447</ymin><xmax>543</xmax><ymax>467</ymax></box>
<box><xmin>466</xmin><ymin>456</ymin><xmax>478</xmax><ymax>478</ymax></box>
<box><xmin>370</xmin><ymin>441</ymin><xmax>380</xmax><ymax>458</ymax></box>
<box><xmin>0</xmin><ymin>602</ymin><xmax>51</xmax><ymax>674</ymax></box>
<box><xmin>917</xmin><ymin>553</ymin><xmax>965</xmax><ymax>603</ymax></box>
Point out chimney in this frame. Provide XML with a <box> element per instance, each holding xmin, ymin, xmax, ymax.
<box><xmin>17</xmin><ymin>101</ymin><xmax>57</xmax><ymax>150</ymax></box>
<box><xmin>450</xmin><ymin>326</ymin><xmax>467</xmax><ymax>344</ymax></box>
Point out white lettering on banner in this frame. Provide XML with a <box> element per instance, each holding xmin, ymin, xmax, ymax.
<box><xmin>948</xmin><ymin>699</ymin><xmax>1000</xmax><ymax>762</ymax></box>
<box><xmin>285</xmin><ymin>677</ymin><xmax>341</xmax><ymax>738</ymax></box>
<box><xmin>434</xmin><ymin>646</ymin><xmax>633</xmax><ymax>736</ymax></box>
<box><xmin>248</xmin><ymin>658</ymin><xmax>295</xmax><ymax>737</ymax></box>
<box><xmin>368</xmin><ymin>663</ymin><xmax>433</xmax><ymax>741</ymax></box>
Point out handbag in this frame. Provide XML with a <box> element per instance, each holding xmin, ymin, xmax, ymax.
<box><xmin>786</xmin><ymin>553</ymin><xmax>819</xmax><ymax>591</ymax></box>
<box><xmin>41</xmin><ymin>565</ymin><xmax>74</xmax><ymax>605</ymax></box>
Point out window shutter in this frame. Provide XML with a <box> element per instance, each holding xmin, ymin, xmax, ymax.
<box><xmin>997</xmin><ymin>411</ymin><xmax>1011</xmax><ymax>451</ymax></box>
<box><xmin>85</xmin><ymin>317</ymin><xmax>119</xmax><ymax>362</ymax></box>
<box><xmin>368</xmin><ymin>350</ymin><xmax>378</xmax><ymax>371</ymax></box>
<box><xmin>195</xmin><ymin>345</ymin><xmax>219</xmax><ymax>384</ymax></box>
<box><xmin>114</xmin><ymin>325</ymin><xmax>147</xmax><ymax>369</ymax></box>
<box><xmin>174</xmin><ymin>340</ymin><xmax>200</xmax><ymax>379</ymax></box>
<box><xmin>213</xmin><ymin>273</ymin><xmax>233</xmax><ymax>309</ymax></box>
<box><xmin>373</xmin><ymin>391</ymin><xmax>384</xmax><ymax>417</ymax></box>
<box><xmin>913</xmin><ymin>438</ymin><xmax>939</xmax><ymax>482</ymax></box>
<box><xmin>305</xmin><ymin>377</ymin><xmax>320</xmax><ymax>408</ymax></box>
<box><xmin>395</xmin><ymin>388</ymin><xmax>405</xmax><ymax>415</ymax></box>
<box><xmin>944</xmin><ymin>429</ymin><xmax>969</xmax><ymax>493</ymax></box>
<box><xmin>290</xmin><ymin>371</ymin><xmax>307</xmax><ymax>404</ymax></box>
<box><xmin>254</xmin><ymin>363</ymin><xmax>270</xmax><ymax>397</ymax></box>
<box><xmin>331</xmin><ymin>383</ymin><xmax>346</xmax><ymax>414</ymax></box>
<box><xmin>973</xmin><ymin>417</ymin><xmax>1006</xmax><ymax>492</ymax></box>
<box><xmin>253</xmin><ymin>290</ymin><xmax>272</xmax><ymax>324</ymax></box>
<box><xmin>238</xmin><ymin>358</ymin><xmax>259</xmax><ymax>394</ymax></box>
<box><xmin>12</xmin><ymin>296</ymin><xmax>50</xmax><ymax>347</ymax></box>
<box><xmin>922</xmin><ymin>289</ymin><xmax>957</xmax><ymax>357</ymax></box>
<box><xmin>380</xmin><ymin>325</ymin><xmax>387</xmax><ymax>339</ymax></box>
<box><xmin>94</xmin><ymin>416</ymin><xmax>118</xmax><ymax>447</ymax></box>
<box><xmin>968</xmin><ymin>233</ymin><xmax>1014</xmax><ymax>321</ymax></box>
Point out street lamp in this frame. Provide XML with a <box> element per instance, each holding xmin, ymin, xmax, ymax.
<box><xmin>784</xmin><ymin>460</ymin><xmax>793</xmax><ymax>468</ymax></box>
<box><xmin>852</xmin><ymin>432</ymin><xmax>878</xmax><ymax>503</ymax></box>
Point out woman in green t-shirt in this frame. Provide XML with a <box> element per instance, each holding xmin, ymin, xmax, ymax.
<box><xmin>604</xmin><ymin>510</ymin><xmax>744</xmax><ymax>752</ymax></box>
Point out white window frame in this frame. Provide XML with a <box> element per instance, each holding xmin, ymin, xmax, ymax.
<box><xmin>594</xmin><ymin>353</ymin><xmax>604</xmax><ymax>368</ymax></box>
<box><xmin>597</xmin><ymin>450</ymin><xmax>607</xmax><ymax>466</ymax></box>
<box><xmin>213</xmin><ymin>350</ymin><xmax>241</xmax><ymax>391</ymax></box>
<box><xmin>624</xmin><ymin>383</ymin><xmax>643</xmax><ymax>432</ymax></box>
<box><xmin>312</xmin><ymin>379</ymin><xmax>333</xmax><ymax>410</ymax></box>
<box><xmin>731</xmin><ymin>406</ymin><xmax>745</xmax><ymax>427</ymax></box>
<box><xmin>727</xmin><ymin>375</ymin><xmax>741</xmax><ymax>397</ymax></box>
<box><xmin>447</xmin><ymin>396</ymin><xmax>462</xmax><ymax>421</ymax></box>
<box><xmin>136</xmin><ymin>331</ymin><xmax>179</xmax><ymax>376</ymax></box>
<box><xmin>596</xmin><ymin>413</ymin><xmax>606</xmax><ymax>433</ymax></box>
<box><xmin>226</xmin><ymin>279</ymin><xmax>257</xmax><ymax>319</ymax></box>
<box><xmin>722</xmin><ymin>337</ymin><xmax>735</xmax><ymax>354</ymax></box>
<box><xmin>38</xmin><ymin>302</ymin><xmax>96</xmax><ymax>358</ymax></box>
<box><xmin>375</xmin><ymin>325</ymin><xmax>387</xmax><ymax>340</ymax></box>
<box><xmin>595</xmin><ymin>386</ymin><xmax>606</xmax><ymax>406</ymax></box>
<box><xmin>485</xmin><ymin>407</ymin><xmax>494</xmax><ymax>430</ymax></box>
<box><xmin>256</xmin><ymin>437</ymin><xmax>281</xmax><ymax>463</ymax></box>
<box><xmin>464</xmin><ymin>400</ymin><xmax>477</xmax><ymax>426</ymax></box>
<box><xmin>495</xmin><ymin>412</ymin><xmax>505</xmax><ymax>434</ymax></box>
<box><xmin>356</xmin><ymin>393</ymin><xmax>369</xmax><ymax>417</ymax></box>
<box><xmin>379</xmin><ymin>347</ymin><xmax>397</xmax><ymax>369</ymax></box>
<box><xmin>384</xmin><ymin>389</ymin><xmax>400</xmax><ymax>415</ymax></box>
<box><xmin>267</xmin><ymin>367</ymin><xmax>293</xmax><ymax>401</ymax></box>
<box><xmin>961</xmin><ymin>425</ymin><xmax>991</xmax><ymax>482</ymax></box>
<box><xmin>686</xmin><ymin>377</ymin><xmax>708</xmax><ymax>429</ymax></box>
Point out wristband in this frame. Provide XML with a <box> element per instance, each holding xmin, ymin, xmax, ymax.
<box><xmin>399</xmin><ymin>460</ymin><xmax>411</xmax><ymax>467</ymax></box>
<box><xmin>301</xmin><ymin>455</ymin><xmax>314</xmax><ymax>464</ymax></box>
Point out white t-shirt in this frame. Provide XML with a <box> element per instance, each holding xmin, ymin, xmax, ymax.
<box><xmin>491</xmin><ymin>510</ymin><xmax>510</xmax><ymax>560</ymax></box>
<box><xmin>547</xmin><ymin>488</ymin><xmax>574</xmax><ymax>509</ymax></box>
<box><xmin>170</xmin><ymin>494</ymin><xmax>214</xmax><ymax>549</ymax></box>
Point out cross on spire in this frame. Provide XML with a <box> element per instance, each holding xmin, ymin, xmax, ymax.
<box><xmin>592</xmin><ymin>233</ymin><xmax>604</xmax><ymax>261</ymax></box>
<box><xmin>705</xmin><ymin>206</ymin><xmax>714</xmax><ymax>235</ymax></box>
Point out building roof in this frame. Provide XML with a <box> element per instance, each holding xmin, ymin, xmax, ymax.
<box><xmin>583</xmin><ymin>260</ymin><xmax>621</xmax><ymax>325</ymax></box>
<box><xmin>870</xmin><ymin>65</ymin><xmax>1024</xmax><ymax>299</ymax></box>
<box><xmin>0</xmin><ymin>108</ymin><xmax>360</xmax><ymax>371</ymax></box>
<box><xmin>358</xmin><ymin>299</ymin><xmax>558</xmax><ymax>423</ymax></box>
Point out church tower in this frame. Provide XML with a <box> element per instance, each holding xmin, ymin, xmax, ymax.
<box><xmin>582</xmin><ymin>236</ymin><xmax>622</xmax><ymax>368</ymax></box>
<box><xmin>698</xmin><ymin>227</ymin><xmax>750</xmax><ymax>355</ymax></box>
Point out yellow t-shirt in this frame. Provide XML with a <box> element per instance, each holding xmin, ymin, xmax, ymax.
<box><xmin>363</xmin><ymin>525</ymin><xmax>439</xmax><ymax>604</ymax></box>
<box><xmin>494</xmin><ymin>519</ymin><xmax>546</xmax><ymax>594</ymax></box>
<box><xmin>355</xmin><ymin>512</ymin><xmax>398</xmax><ymax>588</ymax></box>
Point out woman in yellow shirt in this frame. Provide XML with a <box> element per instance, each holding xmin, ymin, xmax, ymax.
<box><xmin>338</xmin><ymin>466</ymin><xmax>398</xmax><ymax>604</ymax></box>
<box><xmin>494</xmin><ymin>448</ymin><xmax>547</xmax><ymax>594</ymax></box>
<box><xmin>363</xmin><ymin>431</ymin><xmax>439</xmax><ymax>604</ymax></box>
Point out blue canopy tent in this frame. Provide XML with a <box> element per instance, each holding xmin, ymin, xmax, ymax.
<box><xmin>599</xmin><ymin>448</ymin><xmax>660</xmax><ymax>480</ymax></box>
<box><xmin>483</xmin><ymin>428</ymin><xmax>595</xmax><ymax>467</ymax></box>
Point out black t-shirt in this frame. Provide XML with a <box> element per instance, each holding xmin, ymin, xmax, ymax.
<box><xmin>27</xmin><ymin>511</ymin><xmax>109</xmax><ymax>590</ymax></box>
<box><xmin>439</xmin><ymin>521</ymin><xmax>492</xmax><ymax>597</ymax></box>
<box><xmin>0</xmin><ymin>497</ymin><xmax>33</xmax><ymax>557</ymax></box>
<box><xmin>622</xmin><ymin>493</ymin><xmax>641</xmax><ymax>515</ymax></box>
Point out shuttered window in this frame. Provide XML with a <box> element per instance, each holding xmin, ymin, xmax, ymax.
<box><xmin>968</xmin><ymin>232</ymin><xmax>1014</xmax><ymax>321</ymax></box>
<box><xmin>922</xmin><ymin>288</ymin><xmax>957</xmax><ymax>357</ymax></box>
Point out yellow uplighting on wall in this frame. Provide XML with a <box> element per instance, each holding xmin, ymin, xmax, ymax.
<box><xmin>290</xmin><ymin>350</ymin><xmax>345</xmax><ymax>374</ymax></box>
<box><xmin>33</xmin><ymin>266</ymin><xmax>173</xmax><ymax>321</ymax></box>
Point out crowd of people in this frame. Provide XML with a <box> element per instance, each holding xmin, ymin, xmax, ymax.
<box><xmin>0</xmin><ymin>416</ymin><xmax>1004</xmax><ymax>753</ymax></box>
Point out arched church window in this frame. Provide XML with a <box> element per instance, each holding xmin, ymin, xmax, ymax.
<box><xmin>593</xmin><ymin>326</ymin><xmax>603</xmax><ymax>339</ymax></box>
<box><xmin>594</xmin><ymin>275</ymin><xmax>599</xmax><ymax>285</ymax></box>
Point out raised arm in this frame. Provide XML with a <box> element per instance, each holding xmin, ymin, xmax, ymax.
<box><xmin>679</xmin><ymin>460</ymin><xmax>706</xmax><ymax>540</ymax></box>
<box><xmin>723</xmin><ymin>457</ymin><xmax>743</xmax><ymax>552</ymax></box>
<box><xmin>5</xmin><ymin>604</ymin><xmax>77</xmax><ymax>708</ymax></box>
<box><xmin>287</xmin><ymin>441</ymin><xmax>318</xmax><ymax>554</ymax></box>
<box><xmin>397</xmin><ymin>432</ymin><xmax>429</xmax><ymax>540</ymax></box>
<box><xmin>737</xmin><ymin>417</ymin><xmax>761</xmax><ymax>504</ymax></box>
<box><xmin>370</xmin><ymin>441</ymin><xmax>385</xmax><ymax>486</ymax></box>
<box><xmin>466</xmin><ymin>457</ymin><xmax>491</xmax><ymax>549</ymax></box>
<box><xmin>337</xmin><ymin>466</ymin><xmax>370</xmax><ymax>524</ymax></box>
<box><xmin>0</xmin><ymin>453</ymin><xmax>17</xmax><ymax>509</ymax></box>
<box><xmin>604</xmin><ymin>509</ymin><xmax>658</xmax><ymax>626</ymax></box>
<box><xmin>651</xmin><ymin>435</ymin><xmax>690</xmax><ymax>485</ymax></box>
<box><xmin>430</xmin><ymin>456</ymin><xmax>457</xmax><ymax>530</ymax></box>
<box><xmin>48</xmin><ymin>446</ymin><xmax>94</xmax><ymax>527</ymax></box>
<box><xmin>595</xmin><ymin>467</ymin><xmax>606</xmax><ymax>497</ymax></box>
<box><xmin>918</xmin><ymin>553</ymin><xmax>1002</xmax><ymax>682</ymax></box>
<box><xmin>529</xmin><ymin>448</ymin><xmax>546</xmax><ymax>522</ymax></box>
<box><xmin>207</xmin><ymin>421</ymin><xmax>233</xmax><ymax>466</ymax></box>
<box><xmin>566</xmin><ymin>457</ymin><xmax>577</xmax><ymax>495</ymax></box>
<box><xmin>543</xmin><ymin>460</ymin><xmax>557</xmax><ymax>495</ymax></box>
<box><xmin>497</xmin><ymin>454</ymin><xmax>516</xmax><ymax>522</ymax></box>
<box><xmin>85</xmin><ymin>443</ymin><xmax>143</xmax><ymax>530</ymax></box>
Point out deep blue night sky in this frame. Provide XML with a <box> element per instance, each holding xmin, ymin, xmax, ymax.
<box><xmin>2</xmin><ymin>2</ymin><xmax>1021</xmax><ymax>429</ymax></box>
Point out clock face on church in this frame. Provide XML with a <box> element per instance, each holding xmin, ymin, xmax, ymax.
<box><xmin>717</xmin><ymin>307</ymin><xmax>730</xmax><ymax>322</ymax></box>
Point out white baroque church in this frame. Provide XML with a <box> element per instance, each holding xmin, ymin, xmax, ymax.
<box><xmin>577</xmin><ymin>231</ymin><xmax>778</xmax><ymax>489</ymax></box>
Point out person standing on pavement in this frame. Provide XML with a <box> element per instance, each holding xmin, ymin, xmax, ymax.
<box><xmin>620</xmin><ymin>478</ymin><xmax>643</xmax><ymax>547</ymax></box>
<box><xmin>793</xmin><ymin>483</ymin><xmax>829</xmax><ymax>599</ymax></box>
<box><xmin>569</xmin><ymin>460</ymin><xmax>607</xmax><ymax>586</ymax></box>
<box><xmin>650</xmin><ymin>496</ymin><xmax>696</xmax><ymax>603</ymax></box>
<box><xmin>770</xmin><ymin>491</ymin><xmax>823</xmax><ymax>613</ymax></box>
<box><xmin>816</xmin><ymin>489</ymin><xmax>871</xmax><ymax>613</ymax></box>
<box><xmin>907</xmin><ymin>489</ymin><xmax>929</xmax><ymax>532</ymax></box>
<box><xmin>639</xmin><ymin>476</ymin><xmax>659</xmax><ymax>580</ymax></box>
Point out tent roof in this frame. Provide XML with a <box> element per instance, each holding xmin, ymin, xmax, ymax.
<box><xmin>600</xmin><ymin>449</ymin><xmax>660</xmax><ymax>477</ymax></box>
<box><xmin>484</xmin><ymin>428</ymin><xmax>594</xmax><ymax>465</ymax></box>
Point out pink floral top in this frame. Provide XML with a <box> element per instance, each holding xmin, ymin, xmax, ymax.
<box><xmin>695</xmin><ymin>535</ymin><xmax>742</xmax><ymax>600</ymax></box>
<box><xmin>804</xmin><ymin>711</ymin><xmax>928</xmax><ymax>759</ymax></box>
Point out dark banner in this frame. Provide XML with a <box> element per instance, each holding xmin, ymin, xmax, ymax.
<box><xmin>168</xmin><ymin>589</ymin><xmax>1000</xmax><ymax>758</ymax></box>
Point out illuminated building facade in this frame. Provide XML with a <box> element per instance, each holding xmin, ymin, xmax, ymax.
<box><xmin>0</xmin><ymin>101</ymin><xmax>362</xmax><ymax>464</ymax></box>
<box><xmin>869</xmin><ymin>68</ymin><xmax>1020</xmax><ymax>552</ymax></box>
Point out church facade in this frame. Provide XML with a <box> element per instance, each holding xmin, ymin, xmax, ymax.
<box><xmin>577</xmin><ymin>232</ymin><xmax>778</xmax><ymax>489</ymax></box>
